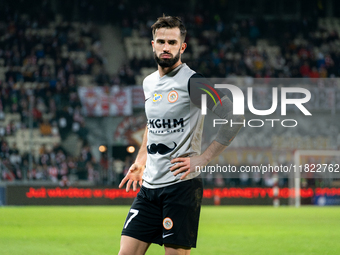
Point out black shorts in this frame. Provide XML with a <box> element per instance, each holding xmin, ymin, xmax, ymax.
<box><xmin>121</xmin><ymin>177</ymin><xmax>203</xmax><ymax>248</ymax></box>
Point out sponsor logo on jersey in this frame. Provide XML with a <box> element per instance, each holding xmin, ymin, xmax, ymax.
<box><xmin>163</xmin><ymin>217</ymin><xmax>173</xmax><ymax>230</ymax></box>
<box><xmin>147</xmin><ymin>118</ymin><xmax>184</xmax><ymax>129</ymax></box>
<box><xmin>167</xmin><ymin>90</ymin><xmax>178</xmax><ymax>103</ymax></box>
<box><xmin>147</xmin><ymin>142</ymin><xmax>177</xmax><ymax>155</ymax></box>
<box><xmin>153</xmin><ymin>93</ymin><xmax>162</xmax><ymax>102</ymax></box>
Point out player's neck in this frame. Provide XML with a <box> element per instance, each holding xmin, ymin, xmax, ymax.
<box><xmin>158</xmin><ymin>60</ymin><xmax>182</xmax><ymax>77</ymax></box>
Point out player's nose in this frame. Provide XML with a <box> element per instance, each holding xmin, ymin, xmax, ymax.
<box><xmin>163</xmin><ymin>42</ymin><xmax>170</xmax><ymax>51</ymax></box>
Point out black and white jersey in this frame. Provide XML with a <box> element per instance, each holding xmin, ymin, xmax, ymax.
<box><xmin>142</xmin><ymin>63</ymin><xmax>203</xmax><ymax>188</ymax></box>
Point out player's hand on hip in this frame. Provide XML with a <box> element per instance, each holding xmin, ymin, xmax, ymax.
<box><xmin>170</xmin><ymin>156</ymin><xmax>208</xmax><ymax>180</ymax></box>
<box><xmin>119</xmin><ymin>163</ymin><xmax>144</xmax><ymax>192</ymax></box>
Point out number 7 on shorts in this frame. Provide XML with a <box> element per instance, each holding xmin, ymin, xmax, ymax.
<box><xmin>124</xmin><ymin>209</ymin><xmax>139</xmax><ymax>229</ymax></box>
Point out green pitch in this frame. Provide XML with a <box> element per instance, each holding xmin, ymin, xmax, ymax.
<box><xmin>0</xmin><ymin>206</ymin><xmax>339</xmax><ymax>255</ymax></box>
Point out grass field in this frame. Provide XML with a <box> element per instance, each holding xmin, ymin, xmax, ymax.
<box><xmin>0</xmin><ymin>206</ymin><xmax>339</xmax><ymax>255</ymax></box>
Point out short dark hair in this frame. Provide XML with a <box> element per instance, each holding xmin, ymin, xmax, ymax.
<box><xmin>151</xmin><ymin>15</ymin><xmax>187</xmax><ymax>42</ymax></box>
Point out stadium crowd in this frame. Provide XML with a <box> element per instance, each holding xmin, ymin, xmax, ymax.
<box><xmin>115</xmin><ymin>2</ymin><xmax>340</xmax><ymax>84</ymax></box>
<box><xmin>0</xmin><ymin>6</ymin><xmax>108</xmax><ymax>184</ymax></box>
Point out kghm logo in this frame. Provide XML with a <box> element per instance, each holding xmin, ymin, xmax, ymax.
<box><xmin>199</xmin><ymin>82</ymin><xmax>222</xmax><ymax>115</ymax></box>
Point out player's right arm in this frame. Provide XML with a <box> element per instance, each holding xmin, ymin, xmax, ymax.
<box><xmin>119</xmin><ymin>126</ymin><xmax>148</xmax><ymax>192</ymax></box>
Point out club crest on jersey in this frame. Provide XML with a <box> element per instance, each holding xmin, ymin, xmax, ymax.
<box><xmin>167</xmin><ymin>90</ymin><xmax>178</xmax><ymax>103</ymax></box>
<box><xmin>163</xmin><ymin>217</ymin><xmax>173</xmax><ymax>230</ymax></box>
<box><xmin>153</xmin><ymin>93</ymin><xmax>162</xmax><ymax>102</ymax></box>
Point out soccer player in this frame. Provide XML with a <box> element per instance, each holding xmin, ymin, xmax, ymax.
<box><xmin>118</xmin><ymin>15</ymin><xmax>244</xmax><ymax>255</ymax></box>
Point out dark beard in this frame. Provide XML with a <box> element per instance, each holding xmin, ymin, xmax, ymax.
<box><xmin>154</xmin><ymin>50</ymin><xmax>180</xmax><ymax>68</ymax></box>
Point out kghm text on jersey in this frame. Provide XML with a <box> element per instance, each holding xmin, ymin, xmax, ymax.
<box><xmin>147</xmin><ymin>118</ymin><xmax>184</xmax><ymax>129</ymax></box>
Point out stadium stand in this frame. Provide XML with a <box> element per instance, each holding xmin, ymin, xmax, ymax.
<box><xmin>0</xmin><ymin>6</ymin><xmax>105</xmax><ymax>183</ymax></box>
<box><xmin>1</xmin><ymin>0</ymin><xmax>340</xmax><ymax>190</ymax></box>
<box><xmin>109</xmin><ymin>3</ymin><xmax>337</xmax><ymax>83</ymax></box>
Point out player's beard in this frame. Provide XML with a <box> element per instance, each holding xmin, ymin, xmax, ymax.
<box><xmin>154</xmin><ymin>49</ymin><xmax>180</xmax><ymax>68</ymax></box>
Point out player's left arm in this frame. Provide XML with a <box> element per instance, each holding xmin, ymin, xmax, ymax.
<box><xmin>170</xmin><ymin>74</ymin><xmax>245</xmax><ymax>179</ymax></box>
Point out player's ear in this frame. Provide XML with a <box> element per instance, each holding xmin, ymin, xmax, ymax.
<box><xmin>180</xmin><ymin>42</ymin><xmax>187</xmax><ymax>54</ymax></box>
<box><xmin>151</xmin><ymin>40</ymin><xmax>155</xmax><ymax>52</ymax></box>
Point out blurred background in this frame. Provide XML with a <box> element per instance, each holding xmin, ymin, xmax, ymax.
<box><xmin>0</xmin><ymin>0</ymin><xmax>340</xmax><ymax>206</ymax></box>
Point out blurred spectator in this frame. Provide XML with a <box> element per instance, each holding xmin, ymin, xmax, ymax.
<box><xmin>114</xmin><ymin>158</ymin><xmax>124</xmax><ymax>184</ymax></box>
<box><xmin>59</xmin><ymin>175</ymin><xmax>70</xmax><ymax>187</ymax></box>
<box><xmin>48</xmin><ymin>164</ymin><xmax>58</xmax><ymax>182</ymax></box>
<box><xmin>81</xmin><ymin>145</ymin><xmax>93</xmax><ymax>163</ymax></box>
<box><xmin>40</xmin><ymin>119</ymin><xmax>52</xmax><ymax>136</ymax></box>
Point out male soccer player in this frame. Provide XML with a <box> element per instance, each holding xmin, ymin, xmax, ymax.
<box><xmin>118</xmin><ymin>15</ymin><xmax>244</xmax><ymax>255</ymax></box>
